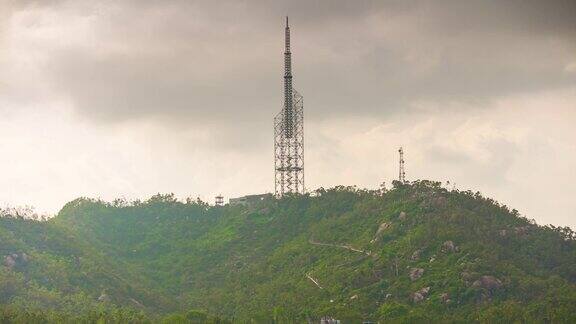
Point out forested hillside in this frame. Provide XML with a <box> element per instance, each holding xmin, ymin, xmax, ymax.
<box><xmin>1</xmin><ymin>181</ymin><xmax>575</xmax><ymax>322</ymax></box>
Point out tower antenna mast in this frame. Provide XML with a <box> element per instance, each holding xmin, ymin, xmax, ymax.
<box><xmin>399</xmin><ymin>147</ymin><xmax>406</xmax><ymax>183</ymax></box>
<box><xmin>274</xmin><ymin>17</ymin><xmax>305</xmax><ymax>196</ymax></box>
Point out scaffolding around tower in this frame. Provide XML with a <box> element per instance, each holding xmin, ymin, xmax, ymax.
<box><xmin>274</xmin><ymin>90</ymin><xmax>304</xmax><ymax>196</ymax></box>
<box><xmin>274</xmin><ymin>17</ymin><xmax>305</xmax><ymax>197</ymax></box>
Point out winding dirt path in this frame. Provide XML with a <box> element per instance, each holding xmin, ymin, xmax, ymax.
<box><xmin>305</xmin><ymin>273</ymin><xmax>323</xmax><ymax>289</ymax></box>
<box><xmin>309</xmin><ymin>238</ymin><xmax>372</xmax><ymax>256</ymax></box>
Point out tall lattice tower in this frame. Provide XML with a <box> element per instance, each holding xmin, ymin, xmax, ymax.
<box><xmin>274</xmin><ymin>17</ymin><xmax>304</xmax><ymax>197</ymax></box>
<box><xmin>398</xmin><ymin>147</ymin><xmax>406</xmax><ymax>183</ymax></box>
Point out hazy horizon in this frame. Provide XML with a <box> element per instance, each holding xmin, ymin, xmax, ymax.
<box><xmin>1</xmin><ymin>0</ymin><xmax>575</xmax><ymax>228</ymax></box>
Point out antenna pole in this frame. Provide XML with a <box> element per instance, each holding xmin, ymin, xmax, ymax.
<box><xmin>275</xmin><ymin>17</ymin><xmax>305</xmax><ymax>197</ymax></box>
<box><xmin>399</xmin><ymin>147</ymin><xmax>406</xmax><ymax>183</ymax></box>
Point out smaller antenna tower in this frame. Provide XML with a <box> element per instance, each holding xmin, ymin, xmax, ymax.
<box><xmin>215</xmin><ymin>195</ymin><xmax>224</xmax><ymax>206</ymax></box>
<box><xmin>398</xmin><ymin>147</ymin><xmax>406</xmax><ymax>183</ymax></box>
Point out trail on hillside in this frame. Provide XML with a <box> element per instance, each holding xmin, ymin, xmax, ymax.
<box><xmin>309</xmin><ymin>238</ymin><xmax>372</xmax><ymax>256</ymax></box>
<box><xmin>305</xmin><ymin>273</ymin><xmax>323</xmax><ymax>289</ymax></box>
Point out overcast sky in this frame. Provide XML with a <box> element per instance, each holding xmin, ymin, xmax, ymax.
<box><xmin>1</xmin><ymin>0</ymin><xmax>575</xmax><ymax>227</ymax></box>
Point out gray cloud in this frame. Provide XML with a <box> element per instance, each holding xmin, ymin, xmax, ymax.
<box><xmin>4</xmin><ymin>0</ymin><xmax>572</xmax><ymax>129</ymax></box>
<box><xmin>1</xmin><ymin>0</ymin><xmax>574</xmax><ymax>159</ymax></box>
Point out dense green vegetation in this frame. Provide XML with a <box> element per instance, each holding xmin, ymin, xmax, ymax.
<box><xmin>1</xmin><ymin>180</ymin><xmax>575</xmax><ymax>322</ymax></box>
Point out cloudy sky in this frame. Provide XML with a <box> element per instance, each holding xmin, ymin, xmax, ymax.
<box><xmin>1</xmin><ymin>0</ymin><xmax>575</xmax><ymax>227</ymax></box>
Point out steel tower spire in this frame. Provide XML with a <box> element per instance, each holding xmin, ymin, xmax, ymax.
<box><xmin>274</xmin><ymin>17</ymin><xmax>305</xmax><ymax>197</ymax></box>
<box><xmin>284</xmin><ymin>16</ymin><xmax>293</xmax><ymax>138</ymax></box>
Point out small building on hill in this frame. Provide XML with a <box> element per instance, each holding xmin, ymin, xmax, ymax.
<box><xmin>214</xmin><ymin>195</ymin><xmax>224</xmax><ymax>206</ymax></box>
<box><xmin>229</xmin><ymin>194</ymin><xmax>272</xmax><ymax>207</ymax></box>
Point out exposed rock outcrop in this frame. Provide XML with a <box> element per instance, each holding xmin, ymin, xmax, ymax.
<box><xmin>472</xmin><ymin>275</ymin><xmax>503</xmax><ymax>290</ymax></box>
<box><xmin>411</xmin><ymin>249</ymin><xmax>422</xmax><ymax>261</ymax></box>
<box><xmin>498</xmin><ymin>226</ymin><xmax>531</xmax><ymax>238</ymax></box>
<box><xmin>409</xmin><ymin>268</ymin><xmax>425</xmax><ymax>281</ymax></box>
<box><xmin>461</xmin><ymin>271</ymin><xmax>474</xmax><ymax>285</ymax></box>
<box><xmin>3</xmin><ymin>252</ymin><xmax>29</xmax><ymax>269</ymax></box>
<box><xmin>514</xmin><ymin>226</ymin><xmax>530</xmax><ymax>236</ymax></box>
<box><xmin>129</xmin><ymin>298</ymin><xmax>145</xmax><ymax>308</ymax></box>
<box><xmin>98</xmin><ymin>292</ymin><xmax>111</xmax><ymax>303</ymax></box>
<box><xmin>4</xmin><ymin>255</ymin><xmax>16</xmax><ymax>268</ymax></box>
<box><xmin>370</xmin><ymin>222</ymin><xmax>391</xmax><ymax>243</ymax></box>
<box><xmin>440</xmin><ymin>292</ymin><xmax>451</xmax><ymax>304</ymax></box>
<box><xmin>441</xmin><ymin>240</ymin><xmax>458</xmax><ymax>253</ymax></box>
<box><xmin>431</xmin><ymin>196</ymin><xmax>447</xmax><ymax>208</ymax></box>
<box><xmin>398</xmin><ymin>211</ymin><xmax>407</xmax><ymax>220</ymax></box>
<box><xmin>419</xmin><ymin>195</ymin><xmax>447</xmax><ymax>210</ymax></box>
<box><xmin>412</xmin><ymin>287</ymin><xmax>430</xmax><ymax>303</ymax></box>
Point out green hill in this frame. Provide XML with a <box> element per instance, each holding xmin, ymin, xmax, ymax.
<box><xmin>1</xmin><ymin>180</ymin><xmax>575</xmax><ymax>322</ymax></box>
